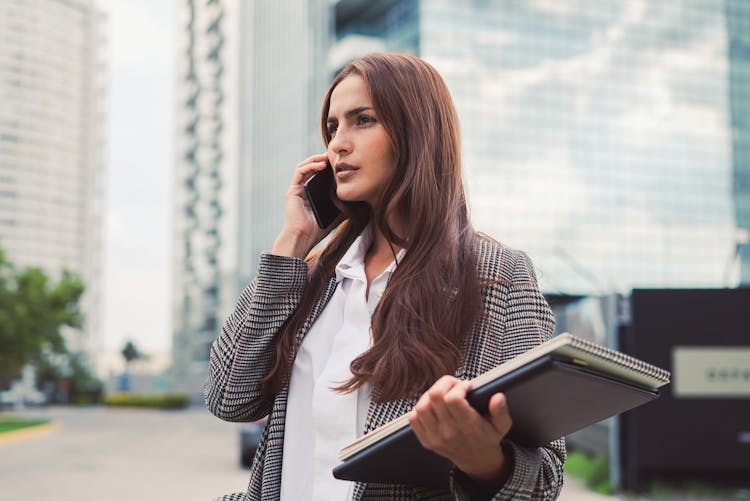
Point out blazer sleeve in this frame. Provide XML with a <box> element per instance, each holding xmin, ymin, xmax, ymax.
<box><xmin>203</xmin><ymin>252</ymin><xmax>308</xmax><ymax>422</ymax></box>
<box><xmin>450</xmin><ymin>248</ymin><xmax>566</xmax><ymax>501</ymax></box>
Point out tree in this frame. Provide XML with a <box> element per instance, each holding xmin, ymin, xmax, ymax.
<box><xmin>118</xmin><ymin>339</ymin><xmax>143</xmax><ymax>393</ymax></box>
<box><xmin>0</xmin><ymin>249</ymin><xmax>85</xmax><ymax>388</ymax></box>
<box><xmin>121</xmin><ymin>340</ymin><xmax>142</xmax><ymax>367</ymax></box>
<box><xmin>34</xmin><ymin>349</ymin><xmax>103</xmax><ymax>404</ymax></box>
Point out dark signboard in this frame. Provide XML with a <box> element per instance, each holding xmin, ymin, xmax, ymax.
<box><xmin>619</xmin><ymin>288</ymin><xmax>750</xmax><ymax>490</ymax></box>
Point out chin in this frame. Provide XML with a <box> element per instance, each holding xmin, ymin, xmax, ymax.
<box><xmin>336</xmin><ymin>189</ymin><xmax>362</xmax><ymax>203</ymax></box>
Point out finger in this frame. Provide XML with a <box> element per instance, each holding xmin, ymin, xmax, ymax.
<box><xmin>423</xmin><ymin>375</ymin><xmax>463</xmax><ymax>420</ymax></box>
<box><xmin>439</xmin><ymin>382</ymin><xmax>498</xmax><ymax>442</ymax></box>
<box><xmin>409</xmin><ymin>408</ymin><xmax>433</xmax><ymax>449</ymax></box>
<box><xmin>410</xmin><ymin>376</ymin><xmax>462</xmax><ymax>442</ymax></box>
<box><xmin>291</xmin><ymin>160</ymin><xmax>328</xmax><ymax>185</ymax></box>
<box><xmin>488</xmin><ymin>392</ymin><xmax>513</xmax><ymax>438</ymax></box>
<box><xmin>295</xmin><ymin>153</ymin><xmax>328</xmax><ymax>168</ymax></box>
<box><xmin>439</xmin><ymin>380</ymin><xmax>475</xmax><ymax>423</ymax></box>
<box><xmin>428</xmin><ymin>379</ymin><xmax>468</xmax><ymax>423</ymax></box>
<box><xmin>412</xmin><ymin>391</ymin><xmax>439</xmax><ymax>434</ymax></box>
<box><xmin>416</xmin><ymin>375</ymin><xmax>459</xmax><ymax>417</ymax></box>
<box><xmin>293</xmin><ymin>153</ymin><xmax>329</xmax><ymax>179</ymax></box>
<box><xmin>426</xmin><ymin>375</ymin><xmax>461</xmax><ymax>399</ymax></box>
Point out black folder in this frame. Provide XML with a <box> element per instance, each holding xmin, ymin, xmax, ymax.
<box><xmin>333</xmin><ymin>334</ymin><xmax>669</xmax><ymax>489</ymax></box>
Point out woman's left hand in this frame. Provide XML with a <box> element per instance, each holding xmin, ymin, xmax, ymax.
<box><xmin>408</xmin><ymin>375</ymin><xmax>513</xmax><ymax>486</ymax></box>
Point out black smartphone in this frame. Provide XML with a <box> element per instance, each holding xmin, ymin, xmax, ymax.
<box><xmin>303</xmin><ymin>162</ymin><xmax>342</xmax><ymax>228</ymax></box>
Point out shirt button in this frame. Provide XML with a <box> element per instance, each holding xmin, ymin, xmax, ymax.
<box><xmin>377</xmin><ymin>288</ymin><xmax>385</xmax><ymax>297</ymax></box>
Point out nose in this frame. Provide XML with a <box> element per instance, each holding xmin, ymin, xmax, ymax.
<box><xmin>328</xmin><ymin>126</ymin><xmax>351</xmax><ymax>158</ymax></box>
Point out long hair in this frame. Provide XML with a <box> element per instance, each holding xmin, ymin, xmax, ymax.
<box><xmin>261</xmin><ymin>53</ymin><xmax>483</xmax><ymax>403</ymax></box>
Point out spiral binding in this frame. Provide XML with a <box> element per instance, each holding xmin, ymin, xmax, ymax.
<box><xmin>568</xmin><ymin>335</ymin><xmax>670</xmax><ymax>383</ymax></box>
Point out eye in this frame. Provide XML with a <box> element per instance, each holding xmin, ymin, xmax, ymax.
<box><xmin>356</xmin><ymin>114</ymin><xmax>376</xmax><ymax>126</ymax></box>
<box><xmin>326</xmin><ymin>122</ymin><xmax>338</xmax><ymax>137</ymax></box>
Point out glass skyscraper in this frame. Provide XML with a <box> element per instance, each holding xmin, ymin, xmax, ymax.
<box><xmin>726</xmin><ymin>0</ymin><xmax>750</xmax><ymax>284</ymax></box>
<box><xmin>333</xmin><ymin>0</ymin><xmax>749</xmax><ymax>294</ymax></box>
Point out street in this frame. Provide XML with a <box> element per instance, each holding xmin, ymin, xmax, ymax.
<box><xmin>0</xmin><ymin>406</ymin><xmax>248</xmax><ymax>500</ymax></box>
<box><xmin>0</xmin><ymin>406</ymin><xmax>613</xmax><ymax>500</ymax></box>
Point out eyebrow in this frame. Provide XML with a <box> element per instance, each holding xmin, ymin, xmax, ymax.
<box><xmin>326</xmin><ymin>106</ymin><xmax>373</xmax><ymax>124</ymax></box>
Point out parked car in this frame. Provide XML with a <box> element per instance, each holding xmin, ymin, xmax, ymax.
<box><xmin>0</xmin><ymin>388</ymin><xmax>47</xmax><ymax>409</ymax></box>
<box><xmin>239</xmin><ymin>418</ymin><xmax>266</xmax><ymax>468</ymax></box>
<box><xmin>0</xmin><ymin>390</ymin><xmax>17</xmax><ymax>410</ymax></box>
<box><xmin>23</xmin><ymin>389</ymin><xmax>48</xmax><ymax>406</ymax></box>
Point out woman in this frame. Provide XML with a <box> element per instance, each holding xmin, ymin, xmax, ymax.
<box><xmin>205</xmin><ymin>53</ymin><xmax>565</xmax><ymax>500</ymax></box>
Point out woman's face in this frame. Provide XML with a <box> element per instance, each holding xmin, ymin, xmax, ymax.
<box><xmin>326</xmin><ymin>75</ymin><xmax>396</xmax><ymax>208</ymax></box>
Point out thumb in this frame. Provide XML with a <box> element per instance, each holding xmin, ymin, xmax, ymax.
<box><xmin>488</xmin><ymin>392</ymin><xmax>513</xmax><ymax>438</ymax></box>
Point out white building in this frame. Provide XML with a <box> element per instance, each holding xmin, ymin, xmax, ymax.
<box><xmin>0</xmin><ymin>0</ymin><xmax>107</xmax><ymax>356</ymax></box>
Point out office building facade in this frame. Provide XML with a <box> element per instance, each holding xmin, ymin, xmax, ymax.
<box><xmin>172</xmin><ymin>0</ymin><xmax>233</xmax><ymax>388</ymax></box>
<box><xmin>0</xmin><ymin>0</ymin><xmax>107</xmax><ymax>354</ymax></box>
<box><xmin>333</xmin><ymin>0</ymin><xmax>748</xmax><ymax>293</ymax></box>
<box><xmin>172</xmin><ymin>0</ymin><xmax>329</xmax><ymax>387</ymax></box>
<box><xmin>726</xmin><ymin>0</ymin><xmax>750</xmax><ymax>283</ymax></box>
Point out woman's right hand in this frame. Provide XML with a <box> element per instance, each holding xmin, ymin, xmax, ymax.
<box><xmin>272</xmin><ymin>153</ymin><xmax>338</xmax><ymax>259</ymax></box>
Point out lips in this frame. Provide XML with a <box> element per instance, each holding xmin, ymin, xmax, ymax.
<box><xmin>335</xmin><ymin>163</ymin><xmax>359</xmax><ymax>173</ymax></box>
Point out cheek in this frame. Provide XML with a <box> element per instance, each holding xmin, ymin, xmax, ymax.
<box><xmin>373</xmin><ymin>134</ymin><xmax>396</xmax><ymax>173</ymax></box>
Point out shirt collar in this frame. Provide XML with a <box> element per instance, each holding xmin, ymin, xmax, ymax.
<box><xmin>334</xmin><ymin>224</ymin><xmax>405</xmax><ymax>283</ymax></box>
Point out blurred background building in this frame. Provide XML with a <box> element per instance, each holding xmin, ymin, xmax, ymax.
<box><xmin>726</xmin><ymin>0</ymin><xmax>750</xmax><ymax>284</ymax></box>
<box><xmin>171</xmin><ymin>0</ymin><xmax>329</xmax><ymax>392</ymax></box>
<box><xmin>0</xmin><ymin>0</ymin><xmax>107</xmax><ymax>357</ymax></box>
<box><xmin>171</xmin><ymin>0</ymin><xmax>749</xmax><ymax>393</ymax></box>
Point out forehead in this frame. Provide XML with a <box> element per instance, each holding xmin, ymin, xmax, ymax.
<box><xmin>328</xmin><ymin>75</ymin><xmax>371</xmax><ymax>117</ymax></box>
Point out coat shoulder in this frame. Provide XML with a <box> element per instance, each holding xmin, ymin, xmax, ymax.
<box><xmin>474</xmin><ymin>234</ymin><xmax>530</xmax><ymax>283</ymax></box>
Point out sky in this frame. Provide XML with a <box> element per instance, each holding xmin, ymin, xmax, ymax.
<box><xmin>99</xmin><ymin>0</ymin><xmax>174</xmax><ymax>357</ymax></box>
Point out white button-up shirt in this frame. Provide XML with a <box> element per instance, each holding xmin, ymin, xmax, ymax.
<box><xmin>280</xmin><ymin>227</ymin><xmax>403</xmax><ymax>501</ymax></box>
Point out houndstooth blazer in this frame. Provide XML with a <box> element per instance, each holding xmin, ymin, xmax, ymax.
<box><xmin>204</xmin><ymin>238</ymin><xmax>566</xmax><ymax>500</ymax></box>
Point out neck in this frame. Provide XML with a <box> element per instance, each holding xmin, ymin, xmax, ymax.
<box><xmin>363</xmin><ymin>215</ymin><xmax>404</xmax><ymax>293</ymax></box>
<box><xmin>368</xmin><ymin>214</ymin><xmax>405</xmax><ymax>259</ymax></box>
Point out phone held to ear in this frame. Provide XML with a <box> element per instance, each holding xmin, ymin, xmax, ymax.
<box><xmin>303</xmin><ymin>162</ymin><xmax>342</xmax><ymax>229</ymax></box>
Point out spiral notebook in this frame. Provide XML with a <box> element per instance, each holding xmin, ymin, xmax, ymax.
<box><xmin>333</xmin><ymin>333</ymin><xmax>670</xmax><ymax>488</ymax></box>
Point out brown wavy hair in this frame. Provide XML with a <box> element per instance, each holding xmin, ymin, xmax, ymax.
<box><xmin>261</xmin><ymin>53</ymin><xmax>483</xmax><ymax>403</ymax></box>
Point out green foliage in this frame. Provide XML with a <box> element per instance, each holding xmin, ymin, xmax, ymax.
<box><xmin>121</xmin><ymin>340</ymin><xmax>142</xmax><ymax>364</ymax></box>
<box><xmin>566</xmin><ymin>450</ymin><xmax>748</xmax><ymax>499</ymax></box>
<box><xmin>67</xmin><ymin>354</ymin><xmax>104</xmax><ymax>402</ymax></box>
<box><xmin>103</xmin><ymin>393</ymin><xmax>190</xmax><ymax>410</ymax></box>
<box><xmin>34</xmin><ymin>351</ymin><xmax>103</xmax><ymax>404</ymax></box>
<box><xmin>0</xmin><ymin>249</ymin><xmax>85</xmax><ymax>387</ymax></box>
<box><xmin>564</xmin><ymin>451</ymin><xmax>616</xmax><ymax>495</ymax></box>
<box><xmin>648</xmin><ymin>479</ymin><xmax>745</xmax><ymax>500</ymax></box>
